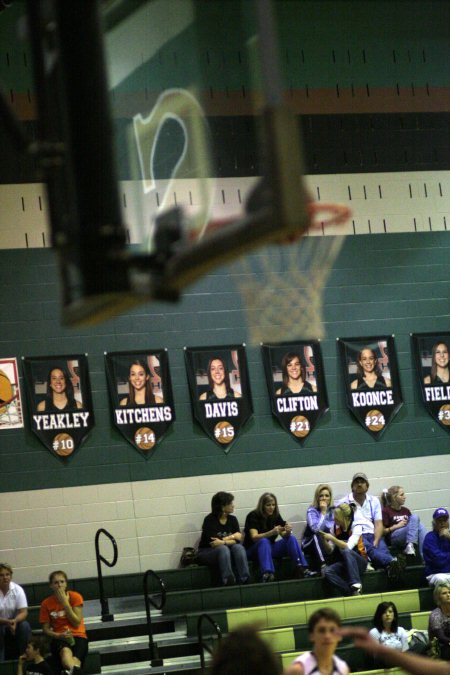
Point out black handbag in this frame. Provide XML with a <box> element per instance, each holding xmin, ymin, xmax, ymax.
<box><xmin>180</xmin><ymin>546</ymin><xmax>198</xmax><ymax>567</ymax></box>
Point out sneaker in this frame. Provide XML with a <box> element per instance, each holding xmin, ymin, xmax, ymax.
<box><xmin>262</xmin><ymin>572</ymin><xmax>275</xmax><ymax>583</ymax></box>
<box><xmin>304</xmin><ymin>568</ymin><xmax>319</xmax><ymax>578</ymax></box>
<box><xmin>224</xmin><ymin>574</ymin><xmax>236</xmax><ymax>586</ymax></box>
<box><xmin>366</xmin><ymin>562</ymin><xmax>375</xmax><ymax>572</ymax></box>
<box><xmin>387</xmin><ymin>556</ymin><xmax>406</xmax><ymax>582</ymax></box>
<box><xmin>350</xmin><ymin>583</ymin><xmax>362</xmax><ymax>595</ymax></box>
<box><xmin>404</xmin><ymin>542</ymin><xmax>415</xmax><ymax>556</ymax></box>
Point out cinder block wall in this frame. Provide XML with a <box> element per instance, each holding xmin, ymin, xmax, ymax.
<box><xmin>0</xmin><ymin>0</ymin><xmax>448</xmax><ymax>583</ymax></box>
<box><xmin>0</xmin><ymin>230</ymin><xmax>448</xmax><ymax>583</ymax></box>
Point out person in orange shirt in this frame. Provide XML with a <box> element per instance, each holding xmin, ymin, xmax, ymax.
<box><xmin>39</xmin><ymin>571</ymin><xmax>88</xmax><ymax>675</ymax></box>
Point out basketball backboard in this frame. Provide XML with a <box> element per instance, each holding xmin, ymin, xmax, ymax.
<box><xmin>5</xmin><ymin>0</ymin><xmax>348</xmax><ymax>327</ymax></box>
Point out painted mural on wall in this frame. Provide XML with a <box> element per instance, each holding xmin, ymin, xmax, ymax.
<box><xmin>22</xmin><ymin>355</ymin><xmax>94</xmax><ymax>458</ymax></box>
<box><xmin>261</xmin><ymin>342</ymin><xmax>328</xmax><ymax>443</ymax></box>
<box><xmin>105</xmin><ymin>350</ymin><xmax>175</xmax><ymax>455</ymax></box>
<box><xmin>184</xmin><ymin>345</ymin><xmax>252</xmax><ymax>451</ymax></box>
<box><xmin>411</xmin><ymin>332</ymin><xmax>450</xmax><ymax>433</ymax></box>
<box><xmin>338</xmin><ymin>336</ymin><xmax>403</xmax><ymax>440</ymax></box>
<box><xmin>0</xmin><ymin>357</ymin><xmax>23</xmax><ymax>430</ymax></box>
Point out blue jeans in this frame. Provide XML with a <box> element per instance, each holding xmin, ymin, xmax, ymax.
<box><xmin>197</xmin><ymin>543</ymin><xmax>249</xmax><ymax>584</ymax></box>
<box><xmin>0</xmin><ymin>621</ymin><xmax>32</xmax><ymax>661</ymax></box>
<box><xmin>246</xmin><ymin>534</ymin><xmax>308</xmax><ymax>574</ymax></box>
<box><xmin>324</xmin><ymin>549</ymin><xmax>368</xmax><ymax>595</ymax></box>
<box><xmin>362</xmin><ymin>533</ymin><xmax>394</xmax><ymax>568</ymax></box>
<box><xmin>391</xmin><ymin>514</ymin><xmax>427</xmax><ymax>556</ymax></box>
<box><xmin>302</xmin><ymin>533</ymin><xmax>329</xmax><ymax>569</ymax></box>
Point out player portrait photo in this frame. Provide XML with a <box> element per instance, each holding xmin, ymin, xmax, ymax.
<box><xmin>0</xmin><ymin>357</ymin><xmax>24</xmax><ymax>430</ymax></box>
<box><xmin>338</xmin><ymin>336</ymin><xmax>403</xmax><ymax>440</ymax></box>
<box><xmin>22</xmin><ymin>354</ymin><xmax>94</xmax><ymax>459</ymax></box>
<box><xmin>261</xmin><ymin>341</ymin><xmax>328</xmax><ymax>443</ymax></box>
<box><xmin>104</xmin><ymin>350</ymin><xmax>175</xmax><ymax>455</ymax></box>
<box><xmin>411</xmin><ymin>332</ymin><xmax>450</xmax><ymax>434</ymax></box>
<box><xmin>185</xmin><ymin>345</ymin><xmax>252</xmax><ymax>451</ymax></box>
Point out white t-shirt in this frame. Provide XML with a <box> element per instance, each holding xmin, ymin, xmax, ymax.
<box><xmin>0</xmin><ymin>580</ymin><xmax>28</xmax><ymax>619</ymax></box>
<box><xmin>337</xmin><ymin>492</ymin><xmax>382</xmax><ymax>536</ymax></box>
<box><xmin>292</xmin><ymin>650</ymin><xmax>350</xmax><ymax>674</ymax></box>
<box><xmin>369</xmin><ymin>626</ymin><xmax>409</xmax><ymax>651</ymax></box>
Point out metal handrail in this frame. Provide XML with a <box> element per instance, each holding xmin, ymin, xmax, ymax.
<box><xmin>94</xmin><ymin>528</ymin><xmax>118</xmax><ymax>622</ymax></box>
<box><xmin>197</xmin><ymin>613</ymin><xmax>222</xmax><ymax>670</ymax></box>
<box><xmin>143</xmin><ymin>569</ymin><xmax>166</xmax><ymax>667</ymax></box>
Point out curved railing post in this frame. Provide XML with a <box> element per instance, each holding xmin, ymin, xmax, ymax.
<box><xmin>197</xmin><ymin>613</ymin><xmax>222</xmax><ymax>670</ymax></box>
<box><xmin>95</xmin><ymin>528</ymin><xmax>118</xmax><ymax>622</ymax></box>
<box><xmin>143</xmin><ymin>569</ymin><xmax>166</xmax><ymax>667</ymax></box>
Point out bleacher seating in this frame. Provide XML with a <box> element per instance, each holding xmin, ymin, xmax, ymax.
<box><xmin>0</xmin><ymin>560</ymin><xmax>432</xmax><ymax>675</ymax></box>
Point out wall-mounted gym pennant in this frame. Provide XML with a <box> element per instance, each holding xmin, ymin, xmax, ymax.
<box><xmin>338</xmin><ymin>336</ymin><xmax>403</xmax><ymax>440</ymax></box>
<box><xmin>261</xmin><ymin>341</ymin><xmax>328</xmax><ymax>443</ymax></box>
<box><xmin>105</xmin><ymin>350</ymin><xmax>175</xmax><ymax>455</ymax></box>
<box><xmin>411</xmin><ymin>332</ymin><xmax>450</xmax><ymax>434</ymax></box>
<box><xmin>22</xmin><ymin>355</ymin><xmax>94</xmax><ymax>459</ymax></box>
<box><xmin>0</xmin><ymin>357</ymin><xmax>24</xmax><ymax>430</ymax></box>
<box><xmin>184</xmin><ymin>345</ymin><xmax>252</xmax><ymax>452</ymax></box>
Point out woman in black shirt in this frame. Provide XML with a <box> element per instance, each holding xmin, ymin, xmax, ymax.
<box><xmin>197</xmin><ymin>492</ymin><xmax>249</xmax><ymax>585</ymax></box>
<box><xmin>244</xmin><ymin>492</ymin><xmax>312</xmax><ymax>582</ymax></box>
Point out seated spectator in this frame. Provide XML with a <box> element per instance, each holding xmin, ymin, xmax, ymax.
<box><xmin>197</xmin><ymin>491</ymin><xmax>249</xmax><ymax>586</ymax></box>
<box><xmin>428</xmin><ymin>581</ymin><xmax>450</xmax><ymax>661</ymax></box>
<box><xmin>381</xmin><ymin>485</ymin><xmax>427</xmax><ymax>558</ymax></box>
<box><xmin>369</xmin><ymin>601</ymin><xmax>408</xmax><ymax>668</ymax></box>
<box><xmin>321</xmin><ymin>502</ymin><xmax>368</xmax><ymax>596</ymax></box>
<box><xmin>340</xmin><ymin>626</ymin><xmax>450</xmax><ymax>675</ymax></box>
<box><xmin>244</xmin><ymin>492</ymin><xmax>314</xmax><ymax>582</ymax></box>
<box><xmin>39</xmin><ymin>570</ymin><xmax>88</xmax><ymax>675</ymax></box>
<box><xmin>423</xmin><ymin>508</ymin><xmax>450</xmax><ymax>586</ymax></box>
<box><xmin>0</xmin><ymin>563</ymin><xmax>31</xmax><ymax>662</ymax></box>
<box><xmin>286</xmin><ymin>607</ymin><xmax>349</xmax><ymax>674</ymax></box>
<box><xmin>17</xmin><ymin>636</ymin><xmax>52</xmax><ymax>675</ymax></box>
<box><xmin>336</xmin><ymin>472</ymin><xmax>405</xmax><ymax>580</ymax></box>
<box><xmin>210</xmin><ymin>624</ymin><xmax>281</xmax><ymax>675</ymax></box>
<box><xmin>301</xmin><ymin>483</ymin><xmax>335</xmax><ymax>572</ymax></box>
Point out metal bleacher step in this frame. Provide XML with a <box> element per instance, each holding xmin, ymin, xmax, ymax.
<box><xmin>100</xmin><ymin>653</ymin><xmax>204</xmax><ymax>675</ymax></box>
<box><xmin>90</xmin><ymin>628</ymin><xmax>202</xmax><ymax>667</ymax></box>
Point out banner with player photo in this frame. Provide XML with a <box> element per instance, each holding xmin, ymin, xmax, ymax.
<box><xmin>105</xmin><ymin>350</ymin><xmax>175</xmax><ymax>455</ymax></box>
<box><xmin>184</xmin><ymin>345</ymin><xmax>252</xmax><ymax>451</ymax></box>
<box><xmin>22</xmin><ymin>355</ymin><xmax>94</xmax><ymax>459</ymax></box>
<box><xmin>338</xmin><ymin>336</ymin><xmax>403</xmax><ymax>440</ymax></box>
<box><xmin>0</xmin><ymin>357</ymin><xmax>24</xmax><ymax>430</ymax></box>
<box><xmin>411</xmin><ymin>332</ymin><xmax>450</xmax><ymax>434</ymax></box>
<box><xmin>261</xmin><ymin>342</ymin><xmax>328</xmax><ymax>444</ymax></box>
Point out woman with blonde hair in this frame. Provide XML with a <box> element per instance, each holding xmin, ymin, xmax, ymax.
<box><xmin>429</xmin><ymin>582</ymin><xmax>450</xmax><ymax>660</ymax></box>
<box><xmin>381</xmin><ymin>485</ymin><xmax>427</xmax><ymax>557</ymax></box>
<box><xmin>301</xmin><ymin>484</ymin><xmax>335</xmax><ymax>572</ymax></box>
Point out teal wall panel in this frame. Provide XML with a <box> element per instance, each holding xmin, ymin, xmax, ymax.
<box><xmin>0</xmin><ymin>231</ymin><xmax>448</xmax><ymax>493</ymax></box>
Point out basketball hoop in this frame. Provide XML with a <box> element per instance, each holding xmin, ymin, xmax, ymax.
<box><xmin>232</xmin><ymin>202</ymin><xmax>350</xmax><ymax>344</ymax></box>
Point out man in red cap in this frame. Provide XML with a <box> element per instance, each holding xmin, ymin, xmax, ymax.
<box><xmin>423</xmin><ymin>507</ymin><xmax>450</xmax><ymax>585</ymax></box>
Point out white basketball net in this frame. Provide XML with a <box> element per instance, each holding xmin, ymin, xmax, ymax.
<box><xmin>233</xmin><ymin>233</ymin><xmax>344</xmax><ymax>344</ymax></box>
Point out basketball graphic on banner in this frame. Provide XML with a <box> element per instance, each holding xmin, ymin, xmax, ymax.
<box><xmin>134</xmin><ymin>426</ymin><xmax>156</xmax><ymax>451</ymax></box>
<box><xmin>438</xmin><ymin>404</ymin><xmax>450</xmax><ymax>426</ymax></box>
<box><xmin>289</xmin><ymin>415</ymin><xmax>310</xmax><ymax>438</ymax></box>
<box><xmin>214</xmin><ymin>421</ymin><xmax>235</xmax><ymax>444</ymax></box>
<box><xmin>365</xmin><ymin>409</ymin><xmax>385</xmax><ymax>432</ymax></box>
<box><xmin>53</xmin><ymin>433</ymin><xmax>75</xmax><ymax>457</ymax></box>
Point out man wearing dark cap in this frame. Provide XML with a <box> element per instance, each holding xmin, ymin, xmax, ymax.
<box><xmin>337</xmin><ymin>472</ymin><xmax>405</xmax><ymax>580</ymax></box>
<box><xmin>423</xmin><ymin>507</ymin><xmax>450</xmax><ymax>585</ymax></box>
